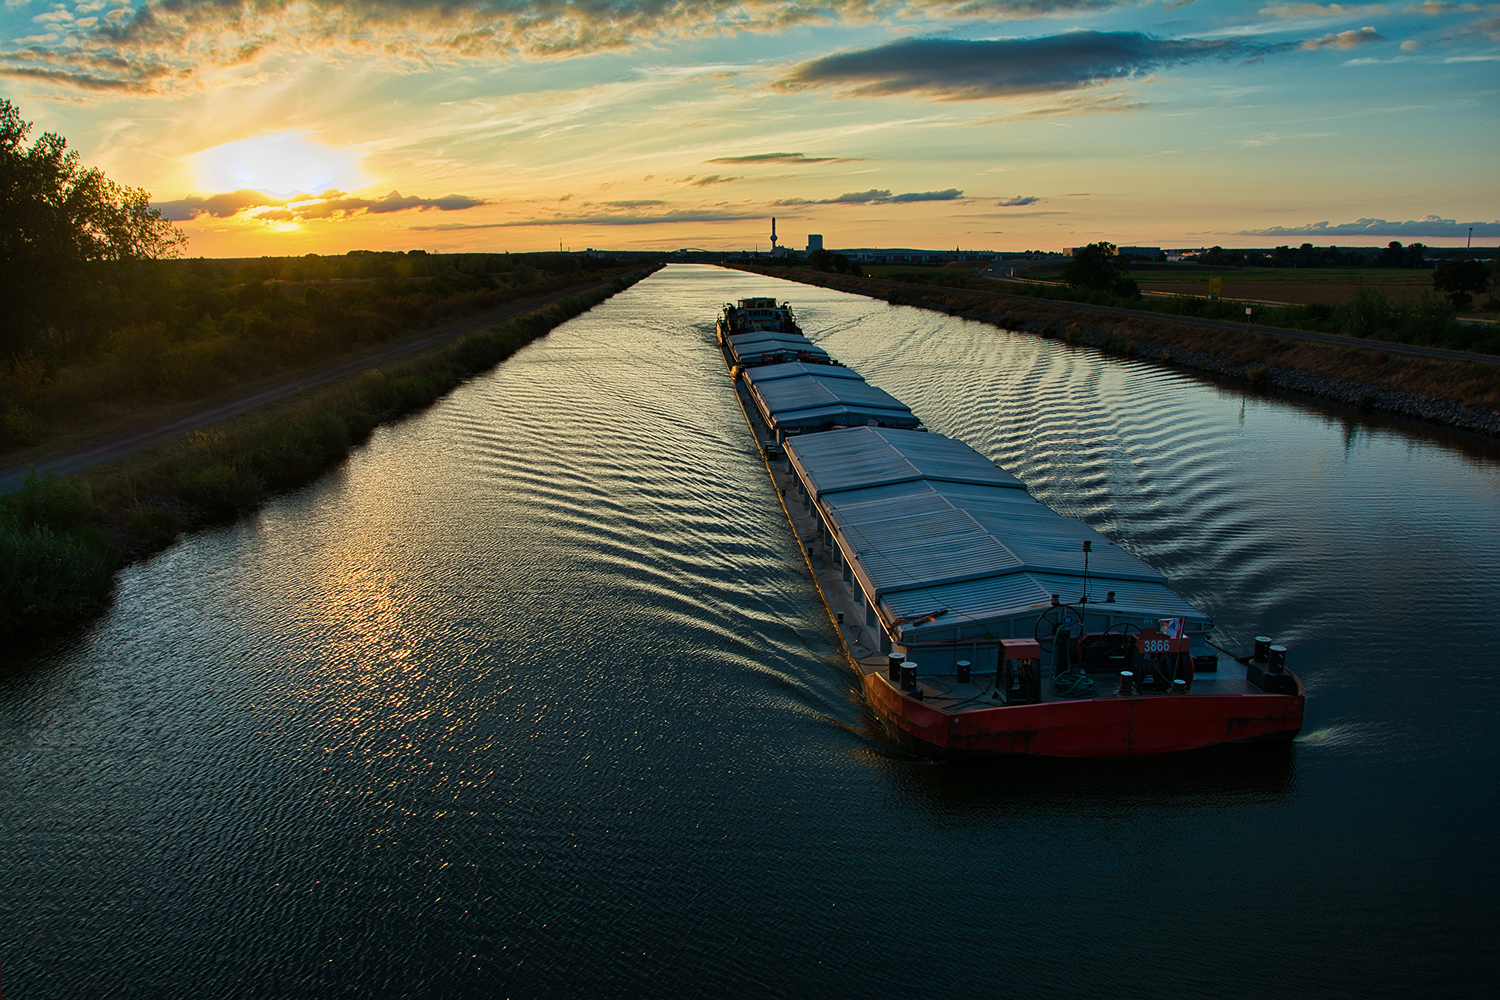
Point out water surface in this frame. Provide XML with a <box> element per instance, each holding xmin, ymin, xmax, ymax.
<box><xmin>3</xmin><ymin>264</ymin><xmax>1496</xmax><ymax>998</ymax></box>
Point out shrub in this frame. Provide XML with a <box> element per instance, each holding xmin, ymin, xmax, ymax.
<box><xmin>374</xmin><ymin>374</ymin><xmax>438</xmax><ymax>414</ymax></box>
<box><xmin>124</xmin><ymin>504</ymin><xmax>184</xmax><ymax>546</ymax></box>
<box><xmin>2</xmin><ymin>403</ymin><xmax>42</xmax><ymax>447</ymax></box>
<box><xmin>341</xmin><ymin>409</ymin><xmax>374</xmax><ymax>444</ymax></box>
<box><xmin>247</xmin><ymin>409</ymin><xmax>351</xmax><ymax>487</ymax></box>
<box><xmin>4</xmin><ymin>470</ymin><xmax>99</xmax><ymax>532</ymax></box>
<box><xmin>178</xmin><ymin>461</ymin><xmax>263</xmax><ymax>513</ymax></box>
<box><xmin>0</xmin><ymin>519</ymin><xmax>115</xmax><ymax>637</ymax></box>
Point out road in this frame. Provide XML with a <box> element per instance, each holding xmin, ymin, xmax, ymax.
<box><xmin>0</xmin><ymin>278</ymin><xmax>620</xmax><ymax>494</ymax></box>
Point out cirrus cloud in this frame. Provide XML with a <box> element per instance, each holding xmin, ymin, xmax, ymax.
<box><xmin>1261</xmin><ymin>4</ymin><xmax>1390</xmax><ymax>17</ymax></box>
<box><xmin>1</xmin><ymin>0</ymin><xmax>1136</xmax><ymax>94</ymax></box>
<box><xmin>410</xmin><ymin>206</ymin><xmax>768</xmax><ymax>229</ymax></box>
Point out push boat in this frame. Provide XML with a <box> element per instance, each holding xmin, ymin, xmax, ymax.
<box><xmin>717</xmin><ymin>297</ymin><xmax>1304</xmax><ymax>758</ymax></box>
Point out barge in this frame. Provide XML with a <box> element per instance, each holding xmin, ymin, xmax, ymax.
<box><xmin>717</xmin><ymin>297</ymin><xmax>1304</xmax><ymax>757</ymax></box>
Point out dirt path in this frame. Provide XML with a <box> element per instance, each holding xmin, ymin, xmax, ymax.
<box><xmin>1</xmin><ymin>279</ymin><xmax>617</xmax><ymax>494</ymax></box>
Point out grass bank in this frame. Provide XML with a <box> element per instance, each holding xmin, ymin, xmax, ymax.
<box><xmin>841</xmin><ymin>262</ymin><xmax>1497</xmax><ymax>356</ymax></box>
<box><xmin>1</xmin><ymin>252</ymin><xmax>632</xmax><ymax>458</ymax></box>
<box><xmin>1</xmin><ymin>268</ymin><xmax>655</xmax><ymax>642</ymax></box>
<box><xmin>739</xmin><ymin>266</ymin><xmax>1500</xmax><ymax>430</ymax></box>
<box><xmin>994</xmin><ymin>278</ymin><xmax>1499</xmax><ymax>356</ymax></box>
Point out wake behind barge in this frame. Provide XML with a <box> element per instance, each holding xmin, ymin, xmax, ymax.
<box><xmin>717</xmin><ymin>296</ymin><xmax>1303</xmax><ymax>757</ymax></box>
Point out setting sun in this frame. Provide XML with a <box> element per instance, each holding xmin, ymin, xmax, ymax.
<box><xmin>194</xmin><ymin>133</ymin><xmax>366</xmax><ymax>198</ymax></box>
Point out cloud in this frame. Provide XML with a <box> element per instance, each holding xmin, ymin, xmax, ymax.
<box><xmin>774</xmin><ymin>187</ymin><xmax>965</xmax><ymax>205</ymax></box>
<box><xmin>312</xmin><ymin>190</ymin><xmax>487</xmax><ymax>217</ymax></box>
<box><xmin>1235</xmin><ymin>130</ymin><xmax>1335</xmax><ymax>145</ymax></box>
<box><xmin>1301</xmin><ymin>26</ymin><xmax>1386</xmax><ymax>48</ymax></box>
<box><xmin>0</xmin><ymin>1</ymin><xmax>1137</xmax><ymax>94</ymax></box>
<box><xmin>890</xmin><ymin>188</ymin><xmax>962</xmax><ymax>202</ymax></box>
<box><xmin>1261</xmin><ymin>4</ymin><xmax>1389</xmax><ymax>17</ymax></box>
<box><xmin>706</xmin><ymin>152</ymin><xmax>855</xmax><ymax>164</ymax></box>
<box><xmin>154</xmin><ymin>187</ymin><xmax>486</xmax><ymax>223</ymax></box>
<box><xmin>996</xmin><ymin>195</ymin><xmax>1040</xmax><ymax>206</ymax></box>
<box><xmin>410</xmin><ymin>207</ymin><xmax>768</xmax><ymax>229</ymax></box>
<box><xmin>977</xmin><ymin>90</ymin><xmax>1150</xmax><ymax>120</ymax></box>
<box><xmin>691</xmin><ymin>174</ymin><xmax>739</xmax><ymax>186</ymax></box>
<box><xmin>778</xmin><ymin>31</ymin><xmax>1301</xmax><ymax>101</ymax></box>
<box><xmin>1244</xmin><ymin>215</ymin><xmax>1500</xmax><ymax>237</ymax></box>
<box><xmin>1405</xmin><ymin>2</ymin><xmax>1486</xmax><ymax>12</ymax></box>
<box><xmin>154</xmin><ymin>189</ymin><xmax>286</xmax><ymax>220</ymax></box>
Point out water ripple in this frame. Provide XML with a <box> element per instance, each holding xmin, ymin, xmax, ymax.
<box><xmin>2</xmin><ymin>265</ymin><xmax>1497</xmax><ymax>999</ymax></box>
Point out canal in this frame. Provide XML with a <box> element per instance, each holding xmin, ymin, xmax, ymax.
<box><xmin>2</xmin><ymin>264</ymin><xmax>1496</xmax><ymax>997</ymax></box>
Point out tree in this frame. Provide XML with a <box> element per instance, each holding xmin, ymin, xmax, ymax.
<box><xmin>831</xmin><ymin>253</ymin><xmax>860</xmax><ymax>275</ymax></box>
<box><xmin>1060</xmin><ymin>242</ymin><xmax>1140</xmax><ymax>299</ymax></box>
<box><xmin>1197</xmin><ymin>245</ymin><xmax>1246</xmax><ymax>267</ymax></box>
<box><xmin>1375</xmin><ymin>240</ymin><xmax>1426</xmax><ymax>268</ymax></box>
<box><xmin>1</xmin><ymin>99</ymin><xmax>186</xmax><ymax>353</ymax></box>
<box><xmin>1431</xmin><ymin>258</ymin><xmax>1491</xmax><ymax>310</ymax></box>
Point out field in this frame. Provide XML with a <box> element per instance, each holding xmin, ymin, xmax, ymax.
<box><xmin>869</xmin><ymin>265</ymin><xmax>1452</xmax><ymax>305</ymax></box>
<box><xmin>1134</xmin><ymin>269</ymin><xmax>1441</xmax><ymax>306</ymax></box>
<box><xmin>993</xmin><ymin>263</ymin><xmax>1497</xmax><ymax>322</ymax></box>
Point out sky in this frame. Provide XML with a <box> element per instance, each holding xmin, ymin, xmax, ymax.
<box><xmin>3</xmin><ymin>1</ymin><xmax>1496</xmax><ymax>256</ymax></box>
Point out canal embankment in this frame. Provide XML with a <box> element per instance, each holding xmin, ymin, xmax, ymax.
<box><xmin>737</xmin><ymin>267</ymin><xmax>1500</xmax><ymax>438</ymax></box>
<box><xmin>1</xmin><ymin>267</ymin><xmax>658</xmax><ymax>641</ymax></box>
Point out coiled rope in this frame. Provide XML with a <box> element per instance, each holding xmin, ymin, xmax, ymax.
<box><xmin>1052</xmin><ymin>669</ymin><xmax>1096</xmax><ymax>699</ymax></box>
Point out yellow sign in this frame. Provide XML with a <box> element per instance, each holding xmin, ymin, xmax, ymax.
<box><xmin>1208</xmin><ymin>277</ymin><xmax>1223</xmax><ymax>298</ymax></box>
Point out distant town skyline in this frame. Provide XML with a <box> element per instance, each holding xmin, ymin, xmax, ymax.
<box><xmin>3</xmin><ymin>1</ymin><xmax>1495</xmax><ymax>256</ymax></box>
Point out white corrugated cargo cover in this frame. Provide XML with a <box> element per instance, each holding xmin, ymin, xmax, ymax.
<box><xmin>750</xmin><ymin>376</ymin><xmax>918</xmax><ymax>432</ymax></box>
<box><xmin>767</xmin><ymin>404</ymin><xmax>922</xmax><ymax>431</ymax></box>
<box><xmin>729</xmin><ymin>337</ymin><xmax>830</xmax><ymax>366</ymax></box>
<box><xmin>785</xmin><ymin>429</ymin><xmax>1205</xmax><ymax>640</ymax></box>
<box><xmin>727</xmin><ymin>330</ymin><xmax>808</xmax><ymax>348</ymax></box>
<box><xmin>882</xmin><ymin>574</ymin><xmax>1203</xmax><ymax>644</ymax></box>
<box><xmin>743</xmin><ymin>361</ymin><xmax>864</xmax><ymax>386</ymax></box>
<box><xmin>785</xmin><ymin>426</ymin><xmax>1023</xmax><ymax>499</ymax></box>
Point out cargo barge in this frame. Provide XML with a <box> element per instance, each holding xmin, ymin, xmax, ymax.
<box><xmin>717</xmin><ymin>297</ymin><xmax>1304</xmax><ymax>757</ymax></box>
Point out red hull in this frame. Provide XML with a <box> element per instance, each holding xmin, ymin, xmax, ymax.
<box><xmin>863</xmin><ymin>671</ymin><xmax>1303</xmax><ymax>757</ymax></box>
